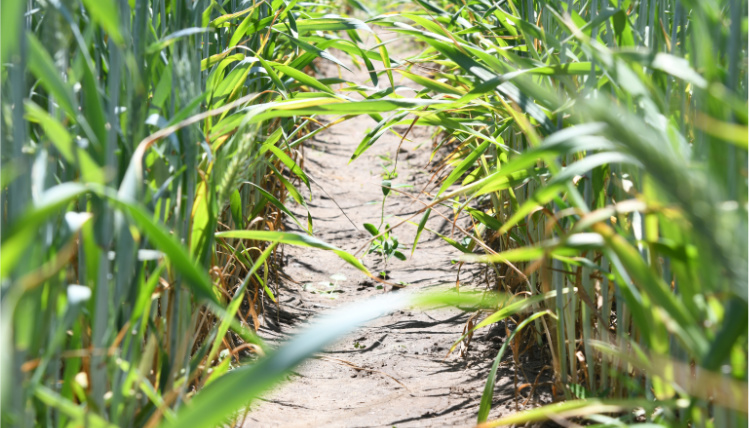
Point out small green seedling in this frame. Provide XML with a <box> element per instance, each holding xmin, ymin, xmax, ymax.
<box><xmin>363</xmin><ymin>222</ymin><xmax>406</xmax><ymax>279</ymax></box>
<box><xmin>362</xmin><ymin>178</ymin><xmax>409</xmax><ymax>279</ymax></box>
<box><xmin>378</xmin><ymin>152</ymin><xmax>398</xmax><ymax>179</ymax></box>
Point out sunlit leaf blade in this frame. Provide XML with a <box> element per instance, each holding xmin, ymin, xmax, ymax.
<box><xmin>216</xmin><ymin>230</ymin><xmax>368</xmax><ymax>274</ymax></box>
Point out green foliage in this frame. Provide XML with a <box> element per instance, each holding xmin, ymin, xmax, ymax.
<box><xmin>359</xmin><ymin>0</ymin><xmax>748</xmax><ymax>425</ymax></box>
<box><xmin>0</xmin><ymin>0</ymin><xmax>396</xmax><ymax>426</ymax></box>
<box><xmin>2</xmin><ymin>0</ymin><xmax>747</xmax><ymax>426</ymax></box>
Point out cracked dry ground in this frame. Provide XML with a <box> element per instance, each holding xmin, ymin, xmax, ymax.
<box><xmin>243</xmin><ymin>32</ymin><xmax>552</xmax><ymax>428</ymax></box>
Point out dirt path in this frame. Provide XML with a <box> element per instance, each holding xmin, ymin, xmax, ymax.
<box><xmin>244</xmin><ymin>31</ymin><xmax>551</xmax><ymax>427</ymax></box>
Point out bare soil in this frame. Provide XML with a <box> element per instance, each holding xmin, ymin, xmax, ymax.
<box><xmin>243</xmin><ymin>30</ymin><xmax>552</xmax><ymax>427</ymax></box>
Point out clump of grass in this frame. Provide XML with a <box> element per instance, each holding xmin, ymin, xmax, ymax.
<box><xmin>357</xmin><ymin>0</ymin><xmax>747</xmax><ymax>425</ymax></box>
<box><xmin>0</xmin><ymin>0</ymin><xmax>420</xmax><ymax>425</ymax></box>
